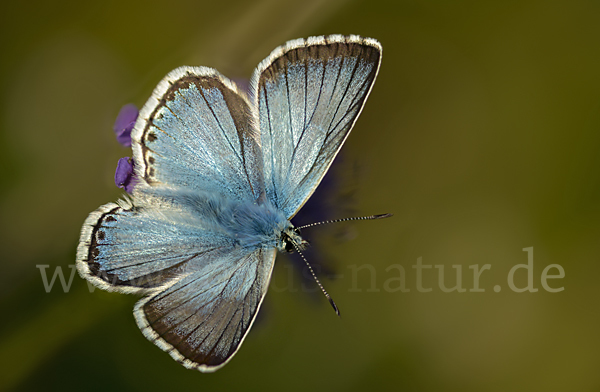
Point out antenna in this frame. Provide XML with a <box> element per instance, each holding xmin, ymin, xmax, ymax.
<box><xmin>295</xmin><ymin>213</ymin><xmax>393</xmax><ymax>231</ymax></box>
<box><xmin>290</xmin><ymin>212</ymin><xmax>392</xmax><ymax>316</ymax></box>
<box><xmin>290</xmin><ymin>240</ymin><xmax>340</xmax><ymax>317</ymax></box>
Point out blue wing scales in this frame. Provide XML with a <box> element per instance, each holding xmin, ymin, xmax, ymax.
<box><xmin>134</xmin><ymin>247</ymin><xmax>276</xmax><ymax>371</ymax></box>
<box><xmin>76</xmin><ymin>192</ymin><xmax>277</xmax><ymax>371</ymax></box>
<box><xmin>76</xmin><ymin>192</ymin><xmax>234</xmax><ymax>293</ymax></box>
<box><xmin>250</xmin><ymin>35</ymin><xmax>381</xmax><ymax>218</ymax></box>
<box><xmin>77</xmin><ymin>34</ymin><xmax>382</xmax><ymax>372</ymax></box>
<box><xmin>131</xmin><ymin>67</ymin><xmax>264</xmax><ymax>202</ymax></box>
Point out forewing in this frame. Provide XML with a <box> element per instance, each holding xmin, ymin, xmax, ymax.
<box><xmin>134</xmin><ymin>247</ymin><xmax>276</xmax><ymax>372</ymax></box>
<box><xmin>132</xmin><ymin>66</ymin><xmax>263</xmax><ymax>202</ymax></box>
<box><xmin>251</xmin><ymin>35</ymin><xmax>381</xmax><ymax>218</ymax></box>
<box><xmin>76</xmin><ymin>193</ymin><xmax>232</xmax><ymax>293</ymax></box>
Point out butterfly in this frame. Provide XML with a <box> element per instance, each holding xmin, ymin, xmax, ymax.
<box><xmin>76</xmin><ymin>35</ymin><xmax>383</xmax><ymax>372</ymax></box>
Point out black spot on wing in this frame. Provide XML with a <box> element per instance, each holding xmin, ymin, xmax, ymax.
<box><xmin>138</xmin><ymin>71</ymin><xmax>258</xmax><ymax>194</ymax></box>
<box><xmin>86</xmin><ymin>206</ymin><xmax>192</xmax><ymax>289</ymax></box>
<box><xmin>87</xmin><ymin>206</ymin><xmax>120</xmax><ymax>279</ymax></box>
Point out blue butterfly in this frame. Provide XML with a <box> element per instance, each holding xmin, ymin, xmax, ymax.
<box><xmin>77</xmin><ymin>35</ymin><xmax>383</xmax><ymax>372</ymax></box>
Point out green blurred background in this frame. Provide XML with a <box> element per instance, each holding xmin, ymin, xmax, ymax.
<box><xmin>2</xmin><ymin>0</ymin><xmax>600</xmax><ymax>390</ymax></box>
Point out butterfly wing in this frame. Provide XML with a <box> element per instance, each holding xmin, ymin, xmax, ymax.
<box><xmin>135</xmin><ymin>247</ymin><xmax>276</xmax><ymax>372</ymax></box>
<box><xmin>81</xmin><ymin>68</ymin><xmax>267</xmax><ymax>291</ymax></box>
<box><xmin>77</xmin><ymin>191</ymin><xmax>277</xmax><ymax>371</ymax></box>
<box><xmin>250</xmin><ymin>35</ymin><xmax>382</xmax><ymax>218</ymax></box>
<box><xmin>76</xmin><ymin>191</ymin><xmax>234</xmax><ymax>293</ymax></box>
<box><xmin>131</xmin><ymin>66</ymin><xmax>264</xmax><ymax>202</ymax></box>
<box><xmin>78</xmin><ymin>35</ymin><xmax>381</xmax><ymax>371</ymax></box>
<box><xmin>78</xmin><ymin>62</ymin><xmax>283</xmax><ymax>372</ymax></box>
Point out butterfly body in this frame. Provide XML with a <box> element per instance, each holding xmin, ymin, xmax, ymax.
<box><xmin>144</xmin><ymin>186</ymin><xmax>296</xmax><ymax>250</ymax></box>
<box><xmin>77</xmin><ymin>35</ymin><xmax>382</xmax><ymax>371</ymax></box>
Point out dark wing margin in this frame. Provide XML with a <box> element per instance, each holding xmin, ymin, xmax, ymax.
<box><xmin>249</xmin><ymin>35</ymin><xmax>382</xmax><ymax>218</ymax></box>
<box><xmin>76</xmin><ymin>201</ymin><xmax>157</xmax><ymax>294</ymax></box>
<box><xmin>131</xmin><ymin>66</ymin><xmax>264</xmax><ymax>202</ymax></box>
<box><xmin>133</xmin><ymin>248</ymin><xmax>277</xmax><ymax>372</ymax></box>
<box><xmin>75</xmin><ymin>195</ymin><xmax>231</xmax><ymax>294</ymax></box>
<box><xmin>77</xmin><ymin>196</ymin><xmax>277</xmax><ymax>372</ymax></box>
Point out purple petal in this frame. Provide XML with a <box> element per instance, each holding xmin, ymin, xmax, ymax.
<box><xmin>113</xmin><ymin>104</ymin><xmax>138</xmax><ymax>147</ymax></box>
<box><xmin>114</xmin><ymin>157</ymin><xmax>136</xmax><ymax>193</ymax></box>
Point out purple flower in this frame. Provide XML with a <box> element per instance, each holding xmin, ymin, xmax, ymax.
<box><xmin>112</xmin><ymin>104</ymin><xmax>139</xmax><ymax>193</ymax></box>
<box><xmin>114</xmin><ymin>157</ymin><xmax>136</xmax><ymax>193</ymax></box>
<box><xmin>113</xmin><ymin>103</ymin><xmax>138</xmax><ymax>147</ymax></box>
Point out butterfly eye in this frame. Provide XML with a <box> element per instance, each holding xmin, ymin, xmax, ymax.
<box><xmin>284</xmin><ymin>240</ymin><xmax>295</xmax><ymax>253</ymax></box>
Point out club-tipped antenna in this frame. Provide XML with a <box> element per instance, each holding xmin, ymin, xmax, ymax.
<box><xmin>290</xmin><ymin>240</ymin><xmax>340</xmax><ymax>317</ymax></box>
<box><xmin>295</xmin><ymin>213</ymin><xmax>393</xmax><ymax>231</ymax></box>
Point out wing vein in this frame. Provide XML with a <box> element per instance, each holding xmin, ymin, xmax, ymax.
<box><xmin>285</xmin><ymin>59</ymin><xmax>294</xmax><ymax>153</ymax></box>
<box><xmin>263</xmin><ymin>84</ymin><xmax>279</xmax><ymax>206</ymax></box>
<box><xmin>198</xmin><ymin>87</ymin><xmax>244</xmax><ymax>165</ymax></box>
<box><xmin>178</xmin><ymin>253</ymin><xmax>255</xmax><ymax>359</ymax></box>
<box><xmin>284</xmin><ymin>52</ymin><xmax>310</xmax><ymax>179</ymax></box>
<box><xmin>154</xmin><ymin>254</ymin><xmax>248</xmax><ymax>346</ymax></box>
<box><xmin>327</xmin><ymin>68</ymin><xmax>375</xmax><ymax>139</ymax></box>
<box><xmin>325</xmin><ymin>48</ymin><xmax>362</xmax><ymax>138</ymax></box>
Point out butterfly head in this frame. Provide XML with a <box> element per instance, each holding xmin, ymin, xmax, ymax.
<box><xmin>279</xmin><ymin>227</ymin><xmax>308</xmax><ymax>253</ymax></box>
